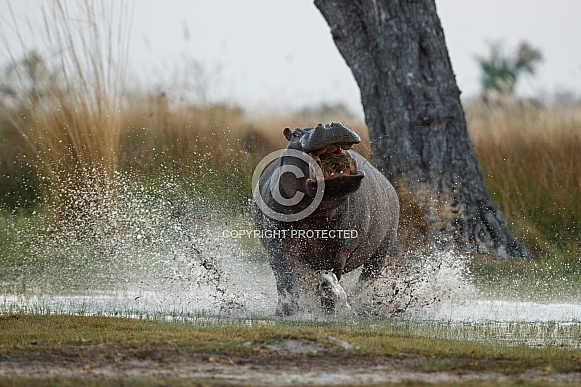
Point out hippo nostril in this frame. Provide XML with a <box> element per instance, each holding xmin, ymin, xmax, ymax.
<box><xmin>301</xmin><ymin>122</ymin><xmax>361</xmax><ymax>153</ymax></box>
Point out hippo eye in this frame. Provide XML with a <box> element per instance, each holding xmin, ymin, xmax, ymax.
<box><xmin>292</xmin><ymin>131</ymin><xmax>302</xmax><ymax>138</ymax></box>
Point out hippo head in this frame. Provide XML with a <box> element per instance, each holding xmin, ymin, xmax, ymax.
<box><xmin>279</xmin><ymin>122</ymin><xmax>365</xmax><ymax>207</ymax></box>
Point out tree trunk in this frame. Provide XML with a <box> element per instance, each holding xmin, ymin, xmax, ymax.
<box><xmin>314</xmin><ymin>0</ymin><xmax>531</xmax><ymax>259</ymax></box>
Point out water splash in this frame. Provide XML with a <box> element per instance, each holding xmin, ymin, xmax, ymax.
<box><xmin>1</xmin><ymin>168</ymin><xmax>272</xmax><ymax>314</ymax></box>
<box><xmin>354</xmin><ymin>250</ymin><xmax>475</xmax><ymax>318</ymax></box>
<box><xmin>1</xmin><ymin>169</ymin><xmax>581</xmax><ymax>349</ymax></box>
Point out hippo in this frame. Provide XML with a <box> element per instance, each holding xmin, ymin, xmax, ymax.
<box><xmin>252</xmin><ymin>122</ymin><xmax>399</xmax><ymax>316</ymax></box>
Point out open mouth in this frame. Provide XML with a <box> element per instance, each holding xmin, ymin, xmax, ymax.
<box><xmin>307</xmin><ymin>144</ymin><xmax>360</xmax><ymax>181</ymax></box>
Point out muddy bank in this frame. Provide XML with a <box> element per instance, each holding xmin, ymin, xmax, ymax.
<box><xmin>2</xmin><ymin>345</ymin><xmax>580</xmax><ymax>385</ymax></box>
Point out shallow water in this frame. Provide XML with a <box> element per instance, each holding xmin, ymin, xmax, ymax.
<box><xmin>2</xmin><ymin>249</ymin><xmax>581</xmax><ymax>348</ymax></box>
<box><xmin>431</xmin><ymin>299</ymin><xmax>581</xmax><ymax>323</ymax></box>
<box><xmin>1</xmin><ymin>172</ymin><xmax>580</xmax><ymax>348</ymax></box>
<box><xmin>2</xmin><ymin>291</ymin><xmax>580</xmax><ymax>349</ymax></box>
<box><xmin>2</xmin><ymin>293</ymin><xmax>581</xmax><ymax>324</ymax></box>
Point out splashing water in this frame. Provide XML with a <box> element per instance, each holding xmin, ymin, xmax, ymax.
<box><xmin>1</xmin><ymin>169</ymin><xmax>580</xmax><ymax>348</ymax></box>
<box><xmin>1</xmin><ymin>168</ymin><xmax>278</xmax><ymax>315</ymax></box>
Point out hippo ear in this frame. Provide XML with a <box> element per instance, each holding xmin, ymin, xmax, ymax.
<box><xmin>283</xmin><ymin>127</ymin><xmax>292</xmax><ymax>141</ymax></box>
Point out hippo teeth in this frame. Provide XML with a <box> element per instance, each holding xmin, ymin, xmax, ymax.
<box><xmin>349</xmin><ymin>158</ymin><xmax>358</xmax><ymax>175</ymax></box>
<box><xmin>309</xmin><ymin>159</ymin><xmax>323</xmax><ymax>181</ymax></box>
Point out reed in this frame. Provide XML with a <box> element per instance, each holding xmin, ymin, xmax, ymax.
<box><xmin>1</xmin><ymin>1</ymin><xmax>132</xmax><ymax>211</ymax></box>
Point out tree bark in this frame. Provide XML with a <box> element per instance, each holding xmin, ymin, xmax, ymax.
<box><xmin>315</xmin><ymin>0</ymin><xmax>531</xmax><ymax>259</ymax></box>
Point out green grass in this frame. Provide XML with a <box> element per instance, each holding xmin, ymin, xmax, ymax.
<box><xmin>0</xmin><ymin>315</ymin><xmax>580</xmax><ymax>376</ymax></box>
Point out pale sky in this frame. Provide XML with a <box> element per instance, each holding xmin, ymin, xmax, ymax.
<box><xmin>3</xmin><ymin>1</ymin><xmax>581</xmax><ymax>115</ymax></box>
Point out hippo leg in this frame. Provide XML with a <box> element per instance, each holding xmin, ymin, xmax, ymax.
<box><xmin>357</xmin><ymin>241</ymin><xmax>391</xmax><ymax>290</ymax></box>
<box><xmin>268</xmin><ymin>247</ymin><xmax>300</xmax><ymax>316</ymax></box>
<box><xmin>318</xmin><ymin>250</ymin><xmax>349</xmax><ymax>314</ymax></box>
<box><xmin>319</xmin><ymin>271</ymin><xmax>350</xmax><ymax>314</ymax></box>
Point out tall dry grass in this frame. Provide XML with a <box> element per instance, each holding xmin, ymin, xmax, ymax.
<box><xmin>0</xmin><ymin>2</ymin><xmax>578</xmax><ymax>262</ymax></box>
<box><xmin>115</xmin><ymin>96</ymin><xmax>365</xmax><ymax>205</ymax></box>
<box><xmin>117</xmin><ymin>95</ymin><xmax>365</xmax><ymax>171</ymax></box>
<box><xmin>466</xmin><ymin>100</ymin><xmax>581</xmax><ymax>259</ymax></box>
<box><xmin>1</xmin><ymin>1</ymin><xmax>131</xmax><ymax>210</ymax></box>
<box><xmin>0</xmin><ymin>0</ymin><xmax>364</xmax><ymax>211</ymax></box>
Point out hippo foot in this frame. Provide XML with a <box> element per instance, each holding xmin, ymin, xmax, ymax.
<box><xmin>275</xmin><ymin>291</ymin><xmax>300</xmax><ymax>316</ymax></box>
<box><xmin>321</xmin><ymin>296</ymin><xmax>336</xmax><ymax>315</ymax></box>
<box><xmin>275</xmin><ymin>302</ymin><xmax>299</xmax><ymax>317</ymax></box>
<box><xmin>319</xmin><ymin>271</ymin><xmax>351</xmax><ymax>314</ymax></box>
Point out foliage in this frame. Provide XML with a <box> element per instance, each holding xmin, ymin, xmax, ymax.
<box><xmin>475</xmin><ymin>40</ymin><xmax>543</xmax><ymax>99</ymax></box>
<box><xmin>319</xmin><ymin>151</ymin><xmax>352</xmax><ymax>176</ymax></box>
